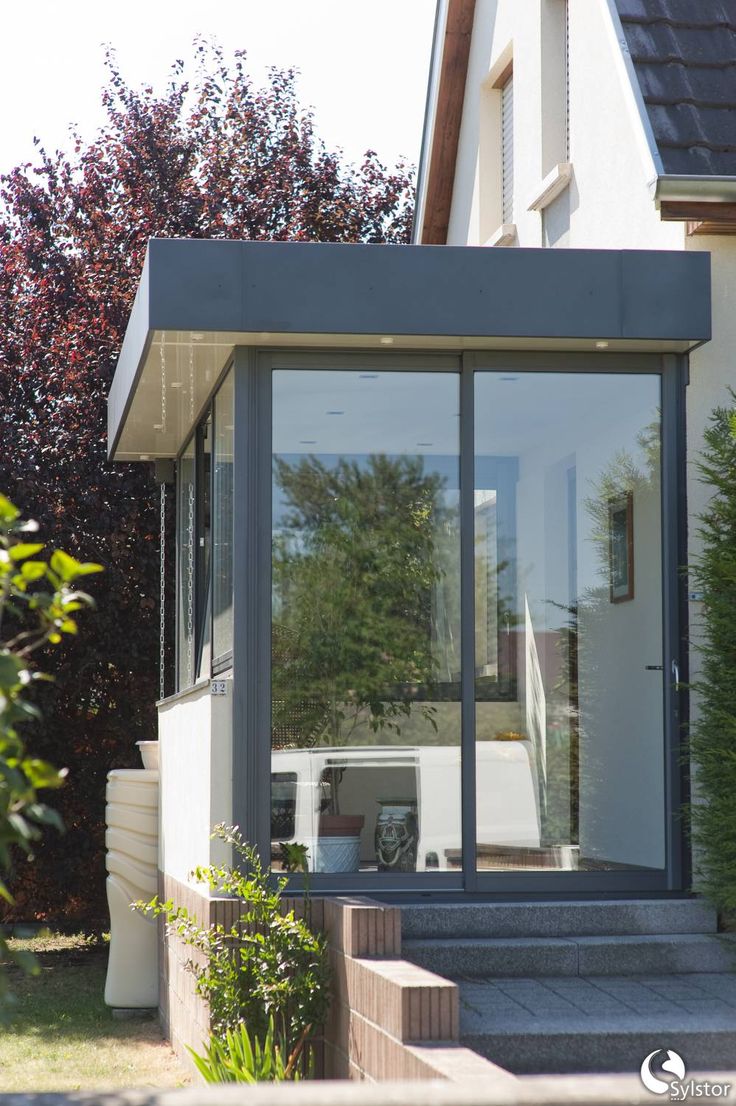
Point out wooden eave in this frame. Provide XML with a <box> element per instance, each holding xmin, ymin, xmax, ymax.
<box><xmin>419</xmin><ymin>0</ymin><xmax>476</xmax><ymax>245</ymax></box>
<box><xmin>661</xmin><ymin>200</ymin><xmax>736</xmax><ymax>236</ymax></box>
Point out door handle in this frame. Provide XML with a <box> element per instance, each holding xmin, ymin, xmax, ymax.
<box><xmin>672</xmin><ymin>659</ymin><xmax>680</xmax><ymax>689</ymax></box>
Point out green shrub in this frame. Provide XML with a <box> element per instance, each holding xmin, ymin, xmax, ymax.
<box><xmin>189</xmin><ymin>1016</ymin><xmax>311</xmax><ymax>1084</ymax></box>
<box><xmin>0</xmin><ymin>494</ymin><xmax>101</xmax><ymax>1003</ymax></box>
<box><xmin>690</xmin><ymin>398</ymin><xmax>736</xmax><ymax>912</ymax></box>
<box><xmin>141</xmin><ymin>825</ymin><xmax>329</xmax><ymax>1077</ymax></box>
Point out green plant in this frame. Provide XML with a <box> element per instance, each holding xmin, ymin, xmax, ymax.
<box><xmin>189</xmin><ymin>1016</ymin><xmax>311</xmax><ymax>1084</ymax></box>
<box><xmin>689</xmin><ymin>397</ymin><xmax>736</xmax><ymax>912</ymax></box>
<box><xmin>0</xmin><ymin>494</ymin><xmax>101</xmax><ymax>1002</ymax></box>
<box><xmin>140</xmin><ymin>825</ymin><xmax>329</xmax><ymax>1074</ymax></box>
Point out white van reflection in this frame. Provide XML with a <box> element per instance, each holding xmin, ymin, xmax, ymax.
<box><xmin>271</xmin><ymin>741</ymin><xmax>540</xmax><ymax>873</ymax></box>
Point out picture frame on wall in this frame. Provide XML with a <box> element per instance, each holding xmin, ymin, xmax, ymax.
<box><xmin>609</xmin><ymin>492</ymin><xmax>634</xmax><ymax>603</ymax></box>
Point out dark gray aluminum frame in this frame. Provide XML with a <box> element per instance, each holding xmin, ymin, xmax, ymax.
<box><xmin>229</xmin><ymin>346</ymin><xmax>689</xmax><ymax>898</ymax></box>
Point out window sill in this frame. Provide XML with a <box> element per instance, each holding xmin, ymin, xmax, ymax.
<box><xmin>483</xmin><ymin>224</ymin><xmax>517</xmax><ymax>248</ymax></box>
<box><xmin>527</xmin><ymin>162</ymin><xmax>573</xmax><ymax>212</ymax></box>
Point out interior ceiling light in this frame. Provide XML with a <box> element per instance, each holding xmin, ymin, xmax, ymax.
<box><xmin>417</xmin><ymin>441</ymin><xmax>433</xmax><ymax>447</ymax></box>
<box><xmin>326</xmin><ymin>410</ymin><xmax>344</xmax><ymax>415</ymax></box>
<box><xmin>191</xmin><ymin>332</ymin><xmax>204</xmax><ymax>341</ymax></box>
<box><xmin>595</xmin><ymin>340</ymin><xmax>610</xmax><ymax>349</ymax></box>
<box><xmin>299</xmin><ymin>439</ymin><xmax>317</xmax><ymax>445</ymax></box>
<box><xmin>379</xmin><ymin>336</ymin><xmax>394</xmax><ymax>345</ymax></box>
<box><xmin>500</xmin><ymin>376</ymin><xmax>518</xmax><ymax>381</ymax></box>
<box><xmin>359</xmin><ymin>373</ymin><xmax>379</xmax><ymax>379</ymax></box>
<box><xmin>170</xmin><ymin>381</ymin><xmax>183</xmax><ymax>389</ymax></box>
<box><xmin>153</xmin><ymin>423</ymin><xmax>163</xmax><ymax>430</ymax></box>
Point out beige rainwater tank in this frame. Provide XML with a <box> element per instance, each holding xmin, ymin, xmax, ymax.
<box><xmin>104</xmin><ymin>765</ymin><xmax>159</xmax><ymax>1008</ymax></box>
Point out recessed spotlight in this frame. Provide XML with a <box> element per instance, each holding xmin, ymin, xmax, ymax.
<box><xmin>595</xmin><ymin>340</ymin><xmax>609</xmax><ymax>350</ymax></box>
<box><xmin>379</xmin><ymin>336</ymin><xmax>394</xmax><ymax>346</ymax></box>
<box><xmin>170</xmin><ymin>381</ymin><xmax>183</xmax><ymax>389</ymax></box>
<box><xmin>140</xmin><ymin>454</ymin><xmax>150</xmax><ymax>461</ymax></box>
<box><xmin>153</xmin><ymin>423</ymin><xmax>163</xmax><ymax>430</ymax></box>
<box><xmin>191</xmin><ymin>332</ymin><xmax>204</xmax><ymax>341</ymax></box>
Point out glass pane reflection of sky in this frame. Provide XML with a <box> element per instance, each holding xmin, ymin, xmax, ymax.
<box><xmin>272</xmin><ymin>370</ymin><xmax>460</xmax><ymax>457</ymax></box>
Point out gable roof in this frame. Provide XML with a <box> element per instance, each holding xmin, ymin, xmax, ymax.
<box><xmin>615</xmin><ymin>0</ymin><xmax>736</xmax><ymax>176</ymax></box>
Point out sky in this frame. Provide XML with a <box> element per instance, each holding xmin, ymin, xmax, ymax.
<box><xmin>0</xmin><ymin>1</ymin><xmax>437</xmax><ymax>178</ymax></box>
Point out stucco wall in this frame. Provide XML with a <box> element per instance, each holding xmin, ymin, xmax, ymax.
<box><xmin>157</xmin><ymin>678</ymin><xmax>233</xmax><ymax>885</ymax></box>
<box><xmin>684</xmin><ymin>237</ymin><xmax>736</xmax><ymax>718</ymax></box>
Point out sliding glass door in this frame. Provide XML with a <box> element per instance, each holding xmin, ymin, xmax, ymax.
<box><xmin>474</xmin><ymin>369</ymin><xmax>665</xmax><ymax>877</ymax></box>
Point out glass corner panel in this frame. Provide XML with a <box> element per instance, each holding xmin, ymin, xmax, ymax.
<box><xmin>213</xmin><ymin>370</ymin><xmax>235</xmax><ymax>661</ymax></box>
<box><xmin>177</xmin><ymin>439</ymin><xmax>196</xmax><ymax>690</ymax></box>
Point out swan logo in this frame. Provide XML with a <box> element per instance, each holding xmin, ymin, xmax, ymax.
<box><xmin>639</xmin><ymin>1049</ymin><xmax>731</xmax><ymax>1099</ymax></box>
<box><xmin>640</xmin><ymin>1049</ymin><xmax>686</xmax><ymax>1095</ymax></box>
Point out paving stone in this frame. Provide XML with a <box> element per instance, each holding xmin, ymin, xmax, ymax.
<box><xmin>456</xmin><ymin>973</ymin><xmax>736</xmax><ymax>1074</ymax></box>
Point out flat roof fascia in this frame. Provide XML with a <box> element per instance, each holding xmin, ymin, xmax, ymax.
<box><xmin>108</xmin><ymin>238</ymin><xmax>711</xmax><ymax>458</ymax></box>
<box><xmin>107</xmin><ymin>250</ymin><xmax>152</xmax><ymax>458</ymax></box>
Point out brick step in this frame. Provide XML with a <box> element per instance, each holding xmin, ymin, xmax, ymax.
<box><xmin>458</xmin><ymin>973</ymin><xmax>736</xmax><ymax>1074</ymax></box>
<box><xmin>400</xmin><ymin>899</ymin><xmax>718</xmax><ymax>940</ymax></box>
<box><xmin>404</xmin><ymin>933</ymin><xmax>736</xmax><ymax>978</ymax></box>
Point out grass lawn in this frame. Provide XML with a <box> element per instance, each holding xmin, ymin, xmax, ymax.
<box><xmin>0</xmin><ymin>932</ymin><xmax>191</xmax><ymax>1092</ymax></box>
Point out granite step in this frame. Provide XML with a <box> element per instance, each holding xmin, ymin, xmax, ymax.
<box><xmin>458</xmin><ymin>972</ymin><xmax>736</xmax><ymax>1074</ymax></box>
<box><xmin>400</xmin><ymin>899</ymin><xmax>718</xmax><ymax>940</ymax></box>
<box><xmin>404</xmin><ymin>933</ymin><xmax>736</xmax><ymax>978</ymax></box>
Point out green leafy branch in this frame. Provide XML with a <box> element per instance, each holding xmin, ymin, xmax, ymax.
<box><xmin>0</xmin><ymin>494</ymin><xmax>101</xmax><ymax>1003</ymax></box>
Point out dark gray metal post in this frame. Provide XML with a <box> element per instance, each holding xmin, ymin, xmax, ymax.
<box><xmin>460</xmin><ymin>353</ymin><xmax>478</xmax><ymax>890</ymax></box>
<box><xmin>231</xmin><ymin>347</ymin><xmax>272</xmax><ymax>857</ymax></box>
<box><xmin>661</xmin><ymin>352</ymin><xmax>689</xmax><ymax>891</ymax></box>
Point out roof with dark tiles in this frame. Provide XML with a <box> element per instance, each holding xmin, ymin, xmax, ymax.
<box><xmin>615</xmin><ymin>0</ymin><xmax>736</xmax><ymax>175</ymax></box>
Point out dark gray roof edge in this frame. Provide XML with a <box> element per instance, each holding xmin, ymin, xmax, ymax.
<box><xmin>108</xmin><ymin>238</ymin><xmax>711</xmax><ymax>457</ymax></box>
<box><xmin>108</xmin><ymin>251</ymin><xmax>152</xmax><ymax>459</ymax></box>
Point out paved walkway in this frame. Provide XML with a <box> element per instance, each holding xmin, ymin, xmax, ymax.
<box><xmin>459</xmin><ymin>973</ymin><xmax>736</xmax><ymax>1026</ymax></box>
<box><xmin>458</xmin><ymin>973</ymin><xmax>736</xmax><ymax>1073</ymax></box>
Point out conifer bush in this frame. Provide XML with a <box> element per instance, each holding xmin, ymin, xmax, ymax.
<box><xmin>690</xmin><ymin>395</ymin><xmax>736</xmax><ymax>912</ymax></box>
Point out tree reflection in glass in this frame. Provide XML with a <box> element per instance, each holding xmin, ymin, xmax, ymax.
<box><xmin>270</xmin><ymin>368</ymin><xmax>461</xmax><ymax>874</ymax></box>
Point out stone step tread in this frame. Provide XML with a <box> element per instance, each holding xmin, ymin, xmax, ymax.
<box><xmin>405</xmin><ymin>932</ymin><xmax>736</xmax><ymax>978</ymax></box>
<box><xmin>401</xmin><ymin>899</ymin><xmax>718</xmax><ymax>938</ymax></box>
<box><xmin>405</xmin><ymin>933</ymin><xmax>736</xmax><ymax>950</ymax></box>
<box><xmin>462</xmin><ymin>1026</ymin><xmax>736</xmax><ymax>1075</ymax></box>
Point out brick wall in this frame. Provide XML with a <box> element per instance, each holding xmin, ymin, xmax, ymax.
<box><xmin>157</xmin><ymin>877</ymin><xmax>510</xmax><ymax>1085</ymax></box>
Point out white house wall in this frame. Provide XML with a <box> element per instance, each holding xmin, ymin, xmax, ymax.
<box><xmin>448</xmin><ymin>0</ymin><xmax>681</xmax><ymax>251</ymax></box>
<box><xmin>158</xmin><ymin>681</ymin><xmax>233</xmax><ymax>886</ymax></box>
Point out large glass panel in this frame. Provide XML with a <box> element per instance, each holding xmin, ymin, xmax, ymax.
<box><xmin>271</xmin><ymin>368</ymin><xmax>461</xmax><ymax>874</ymax></box>
<box><xmin>177</xmin><ymin>438</ymin><xmax>196</xmax><ymax>690</ymax></box>
<box><xmin>213</xmin><ymin>371</ymin><xmax>234</xmax><ymax>660</ymax></box>
<box><xmin>474</xmin><ymin>371</ymin><xmax>664</xmax><ymax>872</ymax></box>
<box><xmin>196</xmin><ymin>415</ymin><xmax>212</xmax><ymax>681</ymax></box>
